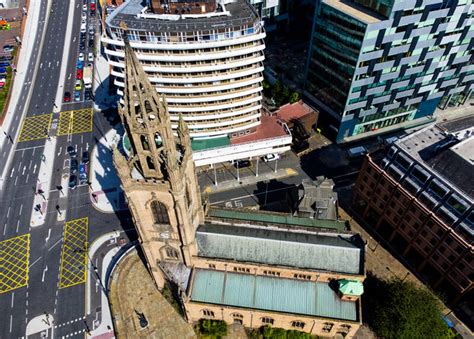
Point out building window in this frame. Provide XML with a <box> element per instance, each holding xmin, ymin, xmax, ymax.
<box><xmin>294</xmin><ymin>273</ymin><xmax>311</xmax><ymax>280</ymax></box>
<box><xmin>232</xmin><ymin>313</ymin><xmax>243</xmax><ymax>324</ymax></box>
<box><xmin>233</xmin><ymin>266</ymin><xmax>250</xmax><ymax>273</ymax></box>
<box><xmin>146</xmin><ymin>156</ymin><xmax>155</xmax><ymax>170</ymax></box>
<box><xmin>165</xmin><ymin>247</ymin><xmax>179</xmax><ymax>259</ymax></box>
<box><xmin>202</xmin><ymin>309</ymin><xmax>214</xmax><ymax>318</ymax></box>
<box><xmin>263</xmin><ymin>270</ymin><xmax>280</xmax><ymax>277</ymax></box>
<box><xmin>208</xmin><ymin>264</ymin><xmax>216</xmax><ymax>269</ymax></box>
<box><xmin>261</xmin><ymin>317</ymin><xmax>274</xmax><ymax>325</ymax></box>
<box><xmin>291</xmin><ymin>321</ymin><xmax>305</xmax><ymax>329</ymax></box>
<box><xmin>151</xmin><ymin>201</ymin><xmax>170</xmax><ymax>225</ymax></box>
<box><xmin>323</xmin><ymin>322</ymin><xmax>334</xmax><ymax>333</ymax></box>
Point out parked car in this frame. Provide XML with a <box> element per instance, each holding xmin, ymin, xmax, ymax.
<box><xmin>0</xmin><ymin>55</ymin><xmax>12</xmax><ymax>61</ymax></box>
<box><xmin>234</xmin><ymin>160</ymin><xmax>251</xmax><ymax>168</ymax></box>
<box><xmin>263</xmin><ymin>153</ymin><xmax>280</xmax><ymax>162</ymax></box>
<box><xmin>88</xmin><ymin>27</ymin><xmax>94</xmax><ymax>36</ymax></box>
<box><xmin>78</xmin><ymin>53</ymin><xmax>84</xmax><ymax>62</ymax></box>
<box><xmin>82</xmin><ymin>151</ymin><xmax>89</xmax><ymax>164</ymax></box>
<box><xmin>63</xmin><ymin>91</ymin><xmax>71</xmax><ymax>102</ymax></box>
<box><xmin>347</xmin><ymin>146</ymin><xmax>368</xmax><ymax>158</ymax></box>
<box><xmin>76</xmin><ymin>60</ymin><xmax>83</xmax><ymax>69</ymax></box>
<box><xmin>80</xmin><ymin>24</ymin><xmax>86</xmax><ymax>33</ymax></box>
<box><xmin>88</xmin><ymin>39</ymin><xmax>94</xmax><ymax>48</ymax></box>
<box><xmin>0</xmin><ymin>67</ymin><xmax>7</xmax><ymax>74</ymax></box>
<box><xmin>67</xmin><ymin>145</ymin><xmax>77</xmax><ymax>157</ymax></box>
<box><xmin>68</xmin><ymin>175</ymin><xmax>77</xmax><ymax>189</ymax></box>
<box><xmin>70</xmin><ymin>158</ymin><xmax>79</xmax><ymax>174</ymax></box>
<box><xmin>0</xmin><ymin>77</ymin><xmax>5</xmax><ymax>86</ymax></box>
<box><xmin>88</xmin><ymin>52</ymin><xmax>93</xmax><ymax>62</ymax></box>
<box><xmin>75</xmin><ymin>79</ymin><xmax>82</xmax><ymax>91</ymax></box>
<box><xmin>81</xmin><ymin>11</ymin><xmax>87</xmax><ymax>20</ymax></box>
<box><xmin>74</xmin><ymin>91</ymin><xmax>81</xmax><ymax>102</ymax></box>
<box><xmin>79</xmin><ymin>163</ymin><xmax>88</xmax><ymax>184</ymax></box>
<box><xmin>84</xmin><ymin>90</ymin><xmax>92</xmax><ymax>101</ymax></box>
<box><xmin>0</xmin><ymin>62</ymin><xmax>10</xmax><ymax>67</ymax></box>
<box><xmin>3</xmin><ymin>45</ymin><xmax>14</xmax><ymax>52</ymax></box>
<box><xmin>82</xmin><ymin>4</ymin><xmax>87</xmax><ymax>11</ymax></box>
<box><xmin>76</xmin><ymin>69</ymin><xmax>83</xmax><ymax>80</ymax></box>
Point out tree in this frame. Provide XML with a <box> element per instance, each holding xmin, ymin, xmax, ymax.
<box><xmin>197</xmin><ymin>319</ymin><xmax>227</xmax><ymax>338</ymax></box>
<box><xmin>289</xmin><ymin>92</ymin><xmax>300</xmax><ymax>104</ymax></box>
<box><xmin>365</xmin><ymin>276</ymin><xmax>452</xmax><ymax>339</ymax></box>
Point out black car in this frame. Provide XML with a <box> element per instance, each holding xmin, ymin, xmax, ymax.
<box><xmin>84</xmin><ymin>90</ymin><xmax>93</xmax><ymax>101</ymax></box>
<box><xmin>70</xmin><ymin>158</ymin><xmax>79</xmax><ymax>174</ymax></box>
<box><xmin>88</xmin><ymin>39</ymin><xmax>94</xmax><ymax>47</ymax></box>
<box><xmin>82</xmin><ymin>151</ymin><xmax>89</xmax><ymax>164</ymax></box>
<box><xmin>0</xmin><ymin>55</ymin><xmax>12</xmax><ymax>61</ymax></box>
<box><xmin>234</xmin><ymin>160</ymin><xmax>251</xmax><ymax>168</ymax></box>
<box><xmin>67</xmin><ymin>145</ymin><xmax>77</xmax><ymax>157</ymax></box>
<box><xmin>79</xmin><ymin>43</ymin><xmax>85</xmax><ymax>51</ymax></box>
<box><xmin>68</xmin><ymin>175</ymin><xmax>77</xmax><ymax>189</ymax></box>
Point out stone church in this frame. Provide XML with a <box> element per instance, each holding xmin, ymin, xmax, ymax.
<box><xmin>113</xmin><ymin>36</ymin><xmax>366</xmax><ymax>337</ymax></box>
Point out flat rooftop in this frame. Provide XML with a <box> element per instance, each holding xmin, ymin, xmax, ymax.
<box><xmin>396</xmin><ymin>121</ymin><xmax>474</xmax><ymax>198</ymax></box>
<box><xmin>322</xmin><ymin>0</ymin><xmax>382</xmax><ymax>24</ymax></box>
<box><xmin>107</xmin><ymin>0</ymin><xmax>259</xmax><ymax>33</ymax></box>
<box><xmin>231</xmin><ymin>115</ymin><xmax>289</xmax><ymax>145</ymax></box>
<box><xmin>276</xmin><ymin>100</ymin><xmax>314</xmax><ymax>123</ymax></box>
<box><xmin>190</xmin><ymin>269</ymin><xmax>359</xmax><ymax>321</ymax></box>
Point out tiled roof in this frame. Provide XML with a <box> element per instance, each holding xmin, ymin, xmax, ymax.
<box><xmin>230</xmin><ymin>115</ymin><xmax>289</xmax><ymax>145</ymax></box>
<box><xmin>190</xmin><ymin>269</ymin><xmax>359</xmax><ymax>321</ymax></box>
<box><xmin>276</xmin><ymin>100</ymin><xmax>314</xmax><ymax>123</ymax></box>
<box><xmin>208</xmin><ymin>207</ymin><xmax>347</xmax><ymax>231</ymax></box>
<box><xmin>196</xmin><ymin>223</ymin><xmax>364</xmax><ymax>274</ymax></box>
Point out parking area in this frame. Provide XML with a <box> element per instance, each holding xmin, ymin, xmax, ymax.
<box><xmin>59</xmin><ymin>217</ymin><xmax>88</xmax><ymax>289</ymax></box>
<box><xmin>0</xmin><ymin>233</ymin><xmax>30</xmax><ymax>294</ymax></box>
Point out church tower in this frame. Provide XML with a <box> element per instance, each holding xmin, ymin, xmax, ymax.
<box><xmin>113</xmin><ymin>26</ymin><xmax>204</xmax><ymax>289</ymax></box>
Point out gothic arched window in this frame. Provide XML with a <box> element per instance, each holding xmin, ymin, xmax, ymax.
<box><xmin>151</xmin><ymin>201</ymin><xmax>170</xmax><ymax>225</ymax></box>
<box><xmin>165</xmin><ymin>247</ymin><xmax>179</xmax><ymax>259</ymax></box>
<box><xmin>140</xmin><ymin>135</ymin><xmax>149</xmax><ymax>151</ymax></box>
<box><xmin>146</xmin><ymin>156</ymin><xmax>155</xmax><ymax>170</ymax></box>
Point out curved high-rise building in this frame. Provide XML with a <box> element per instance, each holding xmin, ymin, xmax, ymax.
<box><xmin>103</xmin><ymin>0</ymin><xmax>266</xmax><ymax>139</ymax></box>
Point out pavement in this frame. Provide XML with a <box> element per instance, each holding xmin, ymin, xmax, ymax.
<box><xmin>108</xmin><ymin>248</ymin><xmax>196</xmax><ymax>339</ymax></box>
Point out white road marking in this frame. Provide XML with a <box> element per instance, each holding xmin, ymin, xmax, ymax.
<box><xmin>3</xmin><ymin>223</ymin><xmax>6</xmax><ymax>236</ymax></box>
<box><xmin>10</xmin><ymin>168</ymin><xmax>14</xmax><ymax>177</ymax></box>
<box><xmin>22</xmin><ymin>166</ymin><xmax>26</xmax><ymax>175</ymax></box>
<box><xmin>48</xmin><ymin>238</ymin><xmax>62</xmax><ymax>252</ymax></box>
<box><xmin>42</xmin><ymin>266</ymin><xmax>48</xmax><ymax>282</ymax></box>
<box><xmin>11</xmin><ymin>292</ymin><xmax>14</xmax><ymax>308</ymax></box>
<box><xmin>16</xmin><ymin>220</ymin><xmax>20</xmax><ymax>233</ymax></box>
<box><xmin>9</xmin><ymin>315</ymin><xmax>12</xmax><ymax>333</ymax></box>
<box><xmin>7</xmin><ymin>206</ymin><xmax>10</xmax><ymax>218</ymax></box>
<box><xmin>29</xmin><ymin>256</ymin><xmax>42</xmax><ymax>268</ymax></box>
<box><xmin>14</xmin><ymin>176</ymin><xmax>18</xmax><ymax>185</ymax></box>
<box><xmin>26</xmin><ymin>174</ymin><xmax>30</xmax><ymax>183</ymax></box>
<box><xmin>33</xmin><ymin>164</ymin><xmax>37</xmax><ymax>173</ymax></box>
<box><xmin>19</xmin><ymin>204</ymin><xmax>23</xmax><ymax>216</ymax></box>
<box><xmin>45</xmin><ymin>228</ymin><xmax>51</xmax><ymax>243</ymax></box>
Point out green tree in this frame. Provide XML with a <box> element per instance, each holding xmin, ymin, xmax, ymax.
<box><xmin>367</xmin><ymin>277</ymin><xmax>452</xmax><ymax>339</ymax></box>
<box><xmin>197</xmin><ymin>319</ymin><xmax>227</xmax><ymax>338</ymax></box>
<box><xmin>289</xmin><ymin>92</ymin><xmax>301</xmax><ymax>104</ymax></box>
<box><xmin>262</xmin><ymin>326</ymin><xmax>286</xmax><ymax>339</ymax></box>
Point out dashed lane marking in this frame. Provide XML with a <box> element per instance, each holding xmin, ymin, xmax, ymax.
<box><xmin>59</xmin><ymin>217</ymin><xmax>88</xmax><ymax>289</ymax></box>
<box><xmin>0</xmin><ymin>234</ymin><xmax>30</xmax><ymax>294</ymax></box>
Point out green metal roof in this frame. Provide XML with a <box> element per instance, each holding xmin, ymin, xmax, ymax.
<box><xmin>191</xmin><ymin>136</ymin><xmax>230</xmax><ymax>151</ymax></box>
<box><xmin>191</xmin><ymin>269</ymin><xmax>358</xmax><ymax>321</ymax></box>
<box><xmin>208</xmin><ymin>208</ymin><xmax>347</xmax><ymax>231</ymax></box>
<box><xmin>197</xmin><ymin>224</ymin><xmax>364</xmax><ymax>274</ymax></box>
<box><xmin>338</xmin><ymin>279</ymin><xmax>364</xmax><ymax>296</ymax></box>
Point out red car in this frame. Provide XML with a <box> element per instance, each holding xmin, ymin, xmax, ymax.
<box><xmin>90</xmin><ymin>3</ymin><xmax>95</xmax><ymax>11</ymax></box>
<box><xmin>63</xmin><ymin>91</ymin><xmax>71</xmax><ymax>102</ymax></box>
<box><xmin>76</xmin><ymin>69</ymin><xmax>83</xmax><ymax>80</ymax></box>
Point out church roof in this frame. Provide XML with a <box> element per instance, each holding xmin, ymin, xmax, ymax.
<box><xmin>207</xmin><ymin>208</ymin><xmax>347</xmax><ymax>232</ymax></box>
<box><xmin>190</xmin><ymin>269</ymin><xmax>359</xmax><ymax>322</ymax></box>
<box><xmin>196</xmin><ymin>223</ymin><xmax>364</xmax><ymax>275</ymax></box>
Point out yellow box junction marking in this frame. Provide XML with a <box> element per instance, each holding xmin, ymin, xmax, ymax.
<box><xmin>59</xmin><ymin>217</ymin><xmax>89</xmax><ymax>289</ymax></box>
<box><xmin>57</xmin><ymin>109</ymin><xmax>93</xmax><ymax>136</ymax></box>
<box><xmin>0</xmin><ymin>234</ymin><xmax>30</xmax><ymax>294</ymax></box>
<box><xmin>18</xmin><ymin>113</ymin><xmax>52</xmax><ymax>142</ymax></box>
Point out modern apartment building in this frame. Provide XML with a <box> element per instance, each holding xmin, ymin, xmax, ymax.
<box><xmin>352</xmin><ymin>116</ymin><xmax>473</xmax><ymax>305</ymax></box>
<box><xmin>304</xmin><ymin>0</ymin><xmax>473</xmax><ymax>142</ymax></box>
<box><xmin>103</xmin><ymin>0</ymin><xmax>293</xmax><ymax>165</ymax></box>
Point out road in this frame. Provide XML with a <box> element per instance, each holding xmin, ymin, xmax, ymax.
<box><xmin>0</xmin><ymin>0</ymin><xmax>134</xmax><ymax>338</ymax></box>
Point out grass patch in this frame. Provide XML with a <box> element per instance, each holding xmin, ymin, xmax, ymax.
<box><xmin>161</xmin><ymin>283</ymin><xmax>184</xmax><ymax>316</ymax></box>
<box><xmin>0</xmin><ymin>66</ymin><xmax>13</xmax><ymax>117</ymax></box>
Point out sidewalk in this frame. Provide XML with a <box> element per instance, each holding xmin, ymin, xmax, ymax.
<box><xmin>89</xmin><ymin>125</ymin><xmax>126</xmax><ymax>213</ymax></box>
<box><xmin>108</xmin><ymin>249</ymin><xmax>196</xmax><ymax>339</ymax></box>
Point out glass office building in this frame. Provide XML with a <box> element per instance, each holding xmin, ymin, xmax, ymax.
<box><xmin>304</xmin><ymin>0</ymin><xmax>473</xmax><ymax>143</ymax></box>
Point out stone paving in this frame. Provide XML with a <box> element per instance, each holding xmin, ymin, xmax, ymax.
<box><xmin>109</xmin><ymin>250</ymin><xmax>196</xmax><ymax>339</ymax></box>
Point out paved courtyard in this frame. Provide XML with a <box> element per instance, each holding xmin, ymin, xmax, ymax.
<box><xmin>109</xmin><ymin>249</ymin><xmax>196</xmax><ymax>339</ymax></box>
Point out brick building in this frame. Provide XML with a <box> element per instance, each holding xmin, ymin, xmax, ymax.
<box><xmin>352</xmin><ymin>118</ymin><xmax>473</xmax><ymax>307</ymax></box>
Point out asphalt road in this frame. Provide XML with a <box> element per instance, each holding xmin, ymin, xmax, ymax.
<box><xmin>0</xmin><ymin>1</ymin><xmax>134</xmax><ymax>338</ymax></box>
